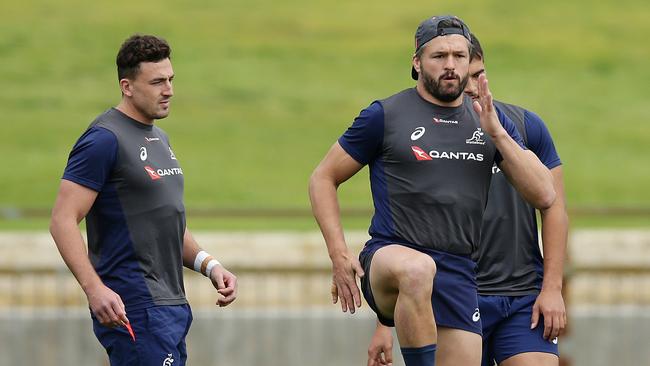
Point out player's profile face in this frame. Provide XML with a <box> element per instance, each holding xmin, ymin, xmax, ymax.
<box><xmin>415</xmin><ymin>34</ymin><xmax>469</xmax><ymax>103</ymax></box>
<box><xmin>124</xmin><ymin>58</ymin><xmax>174</xmax><ymax>123</ymax></box>
<box><xmin>465</xmin><ymin>59</ymin><xmax>485</xmax><ymax>101</ymax></box>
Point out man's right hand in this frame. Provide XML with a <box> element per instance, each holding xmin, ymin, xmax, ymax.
<box><xmin>472</xmin><ymin>73</ymin><xmax>504</xmax><ymax>138</ymax></box>
<box><xmin>331</xmin><ymin>252</ymin><xmax>365</xmax><ymax>314</ymax></box>
<box><xmin>86</xmin><ymin>283</ymin><xmax>129</xmax><ymax>328</ymax></box>
<box><xmin>368</xmin><ymin>323</ymin><xmax>394</xmax><ymax>366</ymax></box>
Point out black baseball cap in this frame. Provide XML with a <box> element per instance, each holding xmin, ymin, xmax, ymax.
<box><xmin>411</xmin><ymin>15</ymin><xmax>472</xmax><ymax>80</ymax></box>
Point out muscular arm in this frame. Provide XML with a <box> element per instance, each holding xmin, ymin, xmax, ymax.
<box><xmin>498</xmin><ymin>146</ymin><xmax>555</xmax><ymax>210</ymax></box>
<box><xmin>182</xmin><ymin>227</ymin><xmax>202</xmax><ymax>269</ymax></box>
<box><xmin>532</xmin><ymin>166</ymin><xmax>569</xmax><ymax>339</ymax></box>
<box><xmin>540</xmin><ymin>167</ymin><xmax>568</xmax><ymax>293</ymax></box>
<box><xmin>309</xmin><ymin>142</ymin><xmax>363</xmax><ymax>263</ymax></box>
<box><xmin>473</xmin><ymin>74</ymin><xmax>555</xmax><ymax>209</ymax></box>
<box><xmin>50</xmin><ymin>180</ymin><xmax>100</xmax><ymax>292</ymax></box>
<box><xmin>309</xmin><ymin>142</ymin><xmax>365</xmax><ymax>313</ymax></box>
<box><xmin>50</xmin><ymin>179</ymin><xmax>128</xmax><ymax>326</ymax></box>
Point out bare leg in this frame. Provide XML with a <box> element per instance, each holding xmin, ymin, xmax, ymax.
<box><xmin>370</xmin><ymin>244</ymin><xmax>437</xmax><ymax>347</ymax></box>
<box><xmin>436</xmin><ymin>327</ymin><xmax>482</xmax><ymax>366</ymax></box>
<box><xmin>500</xmin><ymin>352</ymin><xmax>558</xmax><ymax>366</ymax></box>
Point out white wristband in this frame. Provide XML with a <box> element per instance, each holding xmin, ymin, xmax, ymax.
<box><xmin>204</xmin><ymin>259</ymin><xmax>221</xmax><ymax>278</ymax></box>
<box><xmin>193</xmin><ymin>251</ymin><xmax>210</xmax><ymax>273</ymax></box>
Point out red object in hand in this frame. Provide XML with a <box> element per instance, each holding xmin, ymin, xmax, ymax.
<box><xmin>125</xmin><ymin>322</ymin><xmax>136</xmax><ymax>341</ymax></box>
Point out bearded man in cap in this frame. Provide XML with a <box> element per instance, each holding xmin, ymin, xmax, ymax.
<box><xmin>309</xmin><ymin>15</ymin><xmax>555</xmax><ymax>366</ymax></box>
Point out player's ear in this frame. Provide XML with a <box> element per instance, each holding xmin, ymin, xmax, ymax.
<box><xmin>119</xmin><ymin>78</ymin><xmax>133</xmax><ymax>97</ymax></box>
<box><xmin>412</xmin><ymin>54</ymin><xmax>421</xmax><ymax>75</ymax></box>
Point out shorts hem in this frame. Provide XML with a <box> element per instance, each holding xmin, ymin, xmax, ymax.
<box><xmin>437</xmin><ymin>322</ymin><xmax>482</xmax><ymax>336</ymax></box>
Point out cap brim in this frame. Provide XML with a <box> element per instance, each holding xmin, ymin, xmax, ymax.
<box><xmin>411</xmin><ymin>66</ymin><xmax>418</xmax><ymax>80</ymax></box>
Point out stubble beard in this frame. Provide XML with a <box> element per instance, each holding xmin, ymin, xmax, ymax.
<box><xmin>135</xmin><ymin>99</ymin><xmax>171</xmax><ymax>122</ymax></box>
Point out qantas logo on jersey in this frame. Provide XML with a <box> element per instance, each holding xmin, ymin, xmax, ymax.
<box><xmin>144</xmin><ymin>166</ymin><xmax>161</xmax><ymax>180</ymax></box>
<box><xmin>411</xmin><ymin>146</ymin><xmax>433</xmax><ymax>160</ymax></box>
<box><xmin>144</xmin><ymin>166</ymin><xmax>183</xmax><ymax>180</ymax></box>
<box><xmin>430</xmin><ymin>150</ymin><xmax>484</xmax><ymax>161</ymax></box>
<box><xmin>466</xmin><ymin>128</ymin><xmax>486</xmax><ymax>145</ymax></box>
<box><xmin>411</xmin><ymin>146</ymin><xmax>484</xmax><ymax>162</ymax></box>
<box><xmin>433</xmin><ymin>117</ymin><xmax>458</xmax><ymax>125</ymax></box>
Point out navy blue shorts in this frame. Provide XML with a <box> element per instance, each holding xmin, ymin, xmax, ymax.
<box><xmin>92</xmin><ymin>304</ymin><xmax>193</xmax><ymax>366</ymax></box>
<box><xmin>359</xmin><ymin>241</ymin><xmax>481</xmax><ymax>335</ymax></box>
<box><xmin>479</xmin><ymin>295</ymin><xmax>559</xmax><ymax>366</ymax></box>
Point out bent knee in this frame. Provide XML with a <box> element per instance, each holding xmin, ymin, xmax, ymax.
<box><xmin>395</xmin><ymin>255</ymin><xmax>436</xmax><ymax>293</ymax></box>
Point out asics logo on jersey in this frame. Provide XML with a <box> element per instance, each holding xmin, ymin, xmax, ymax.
<box><xmin>472</xmin><ymin>308</ymin><xmax>481</xmax><ymax>322</ymax></box>
<box><xmin>163</xmin><ymin>353</ymin><xmax>174</xmax><ymax>366</ymax></box>
<box><xmin>552</xmin><ymin>337</ymin><xmax>558</xmax><ymax>345</ymax></box>
<box><xmin>433</xmin><ymin>117</ymin><xmax>458</xmax><ymax>125</ymax></box>
<box><xmin>411</xmin><ymin>146</ymin><xmax>433</xmax><ymax>161</ymax></box>
<box><xmin>140</xmin><ymin>147</ymin><xmax>148</xmax><ymax>161</ymax></box>
<box><xmin>491</xmin><ymin>164</ymin><xmax>501</xmax><ymax>174</ymax></box>
<box><xmin>466</xmin><ymin>128</ymin><xmax>486</xmax><ymax>145</ymax></box>
<box><xmin>169</xmin><ymin>147</ymin><xmax>176</xmax><ymax>160</ymax></box>
<box><xmin>145</xmin><ymin>137</ymin><xmax>160</xmax><ymax>142</ymax></box>
<box><xmin>411</xmin><ymin>127</ymin><xmax>426</xmax><ymax>141</ymax></box>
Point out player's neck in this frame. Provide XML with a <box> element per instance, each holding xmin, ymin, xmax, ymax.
<box><xmin>415</xmin><ymin>83</ymin><xmax>463</xmax><ymax>108</ymax></box>
<box><xmin>116</xmin><ymin>100</ymin><xmax>155</xmax><ymax>126</ymax></box>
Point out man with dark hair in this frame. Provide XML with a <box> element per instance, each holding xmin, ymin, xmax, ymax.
<box><xmin>468</xmin><ymin>32</ymin><xmax>567</xmax><ymax>366</ymax></box>
<box><xmin>366</xmin><ymin>33</ymin><xmax>567</xmax><ymax>366</ymax></box>
<box><xmin>310</xmin><ymin>15</ymin><xmax>555</xmax><ymax>366</ymax></box>
<box><xmin>50</xmin><ymin>34</ymin><xmax>238</xmax><ymax>366</ymax></box>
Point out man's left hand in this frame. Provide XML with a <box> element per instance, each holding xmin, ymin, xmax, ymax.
<box><xmin>209</xmin><ymin>265</ymin><xmax>238</xmax><ymax>307</ymax></box>
<box><xmin>531</xmin><ymin>288</ymin><xmax>566</xmax><ymax>340</ymax></box>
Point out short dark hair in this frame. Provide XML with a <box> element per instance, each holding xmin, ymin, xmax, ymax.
<box><xmin>469</xmin><ymin>33</ymin><xmax>484</xmax><ymax>62</ymax></box>
<box><xmin>116</xmin><ymin>34</ymin><xmax>171</xmax><ymax>80</ymax></box>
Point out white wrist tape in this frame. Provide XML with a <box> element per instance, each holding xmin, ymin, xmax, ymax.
<box><xmin>194</xmin><ymin>251</ymin><xmax>210</xmax><ymax>273</ymax></box>
<box><xmin>193</xmin><ymin>250</ymin><xmax>221</xmax><ymax>278</ymax></box>
<box><xmin>204</xmin><ymin>259</ymin><xmax>220</xmax><ymax>278</ymax></box>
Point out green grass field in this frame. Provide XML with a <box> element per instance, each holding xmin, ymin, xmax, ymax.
<box><xmin>1</xmin><ymin>0</ymin><xmax>648</xmax><ymax>229</ymax></box>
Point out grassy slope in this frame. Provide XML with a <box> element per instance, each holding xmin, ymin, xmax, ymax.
<box><xmin>0</xmin><ymin>0</ymin><xmax>648</xmax><ymax>229</ymax></box>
